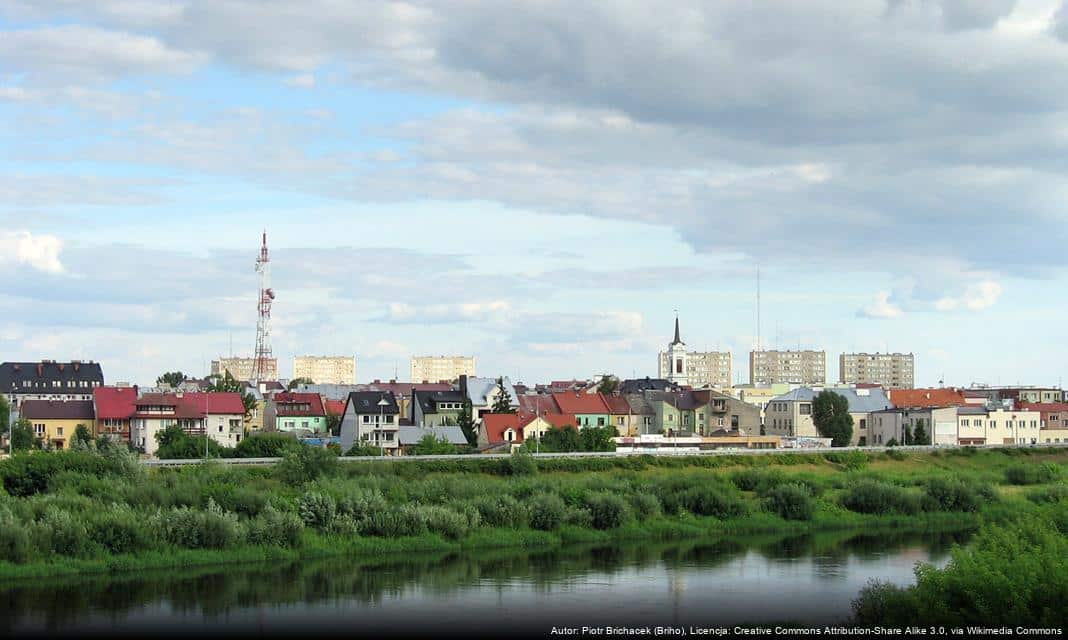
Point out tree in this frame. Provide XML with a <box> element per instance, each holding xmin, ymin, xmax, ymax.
<box><xmin>326</xmin><ymin>413</ymin><xmax>342</xmax><ymax>437</ymax></box>
<box><xmin>207</xmin><ymin>371</ymin><xmax>257</xmax><ymax>418</ymax></box>
<box><xmin>913</xmin><ymin>419</ymin><xmax>929</xmax><ymax>446</ymax></box>
<box><xmin>345</xmin><ymin>442</ymin><xmax>381</xmax><ymax>456</ymax></box>
<box><xmin>596</xmin><ymin>374</ymin><xmax>620</xmax><ymax>395</ymax></box>
<box><xmin>233</xmin><ymin>432</ymin><xmax>300</xmax><ymax>458</ymax></box>
<box><xmin>410</xmin><ymin>434</ymin><xmax>458</xmax><ymax>456</ymax></box>
<box><xmin>155</xmin><ymin>424</ymin><xmax>225</xmax><ymax>459</ymax></box>
<box><xmin>903</xmin><ymin>425</ymin><xmax>913</xmax><ymax>446</ymax></box>
<box><xmin>491</xmin><ymin>378</ymin><xmax>515</xmax><ymax>414</ymax></box>
<box><xmin>457</xmin><ymin>399</ymin><xmax>477</xmax><ymax>446</ymax></box>
<box><xmin>287</xmin><ymin>377</ymin><xmax>315</xmax><ymax>390</ymax></box>
<box><xmin>886</xmin><ymin>438</ymin><xmax>899</xmax><ymax>447</ymax></box>
<box><xmin>0</xmin><ymin>395</ymin><xmax>9</xmax><ymax>439</ymax></box>
<box><xmin>540</xmin><ymin>425</ymin><xmax>581</xmax><ymax>452</ymax></box>
<box><xmin>73</xmin><ymin>424</ymin><xmax>94</xmax><ymax>447</ymax></box>
<box><xmin>811</xmin><ymin>390</ymin><xmax>854</xmax><ymax>448</ymax></box>
<box><xmin>156</xmin><ymin>371</ymin><xmax>187</xmax><ymax>387</ymax></box>
<box><xmin>580</xmin><ymin>425</ymin><xmax>618</xmax><ymax>452</ymax></box>
<box><xmin>9</xmin><ymin>418</ymin><xmax>34</xmax><ymax>453</ymax></box>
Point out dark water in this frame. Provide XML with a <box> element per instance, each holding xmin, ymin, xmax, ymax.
<box><xmin>0</xmin><ymin>529</ymin><xmax>971</xmax><ymax>638</ymax></box>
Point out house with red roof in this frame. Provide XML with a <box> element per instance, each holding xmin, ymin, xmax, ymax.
<box><xmin>479</xmin><ymin>412</ymin><xmax>581</xmax><ymax>451</ymax></box>
<box><xmin>1019</xmin><ymin>402</ymin><xmax>1068</xmax><ymax>431</ymax></box>
<box><xmin>551</xmin><ymin>391</ymin><xmax>611</xmax><ymax>429</ymax></box>
<box><xmin>889</xmin><ymin>388</ymin><xmax>968</xmax><ymax>409</ymax></box>
<box><xmin>131</xmin><ymin>391</ymin><xmax>245</xmax><ymax>457</ymax></box>
<box><xmin>266</xmin><ymin>392</ymin><xmax>328</xmax><ymax>434</ymax></box>
<box><xmin>93</xmin><ymin>386</ymin><xmax>138</xmax><ymax>442</ymax></box>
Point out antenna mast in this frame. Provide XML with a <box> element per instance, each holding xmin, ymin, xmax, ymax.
<box><xmin>252</xmin><ymin>231</ymin><xmax>275</xmax><ymax>382</ymax></box>
<box><xmin>756</xmin><ymin>266</ymin><xmax>761</xmax><ymax>352</ymax></box>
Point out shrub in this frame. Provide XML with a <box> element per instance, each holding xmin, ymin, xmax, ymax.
<box><xmin>212</xmin><ymin>486</ymin><xmax>268</xmax><ymax>518</ymax></box>
<box><xmin>362</xmin><ymin>505</ymin><xmax>428</xmax><ymax>538</ymax></box>
<box><xmin>824</xmin><ymin>450</ymin><xmax>868</xmax><ymax>471</ymax></box>
<box><xmin>508</xmin><ymin>448</ymin><xmax>538</xmax><ymax>476</ymax></box>
<box><xmin>336</xmin><ymin>487</ymin><xmax>388</xmax><ymax>523</ymax></box>
<box><xmin>921</xmin><ymin>477</ymin><xmax>986</xmax><ymax>512</ymax></box>
<box><xmin>731</xmin><ymin>468</ymin><xmax>785</xmax><ymax>493</ymax></box>
<box><xmin>277</xmin><ymin>445</ymin><xmax>340</xmax><ymax>485</ymax></box>
<box><xmin>39</xmin><ymin>507</ymin><xmax>93</xmax><ymax>557</ymax></box>
<box><xmin>234</xmin><ymin>433</ymin><xmax>301</xmax><ymax>459</ymax></box>
<box><xmin>678</xmin><ymin>485</ymin><xmax>749</xmax><ymax>519</ymax></box>
<box><xmin>152</xmin><ymin>500</ymin><xmax>241</xmax><ymax>549</ymax></box>
<box><xmin>764</xmin><ymin>483</ymin><xmax>815</xmax><ymax>521</ymax></box>
<box><xmin>0</xmin><ymin>508</ymin><xmax>31</xmax><ymax>563</ymax></box>
<box><xmin>629</xmin><ymin>493</ymin><xmax>662</xmax><ymax>520</ymax></box>
<box><xmin>1005</xmin><ymin>463</ymin><xmax>1061</xmax><ymax>486</ymax></box>
<box><xmin>528</xmin><ymin>493</ymin><xmax>567</xmax><ymax>531</ymax></box>
<box><xmin>246</xmin><ymin>505</ymin><xmax>303</xmax><ymax>547</ymax></box>
<box><xmin>563</xmin><ymin>506</ymin><xmax>593</xmax><ymax>528</ymax></box>
<box><xmin>840</xmin><ymin>480</ymin><xmax>921</xmax><ymax>515</ymax></box>
<box><xmin>584</xmin><ymin>493</ymin><xmax>631</xmax><ymax>530</ymax></box>
<box><xmin>418</xmin><ymin>505</ymin><xmax>471</xmax><ymax>539</ymax></box>
<box><xmin>298</xmin><ymin>492</ymin><xmax>337</xmax><ymax>530</ymax></box>
<box><xmin>87</xmin><ymin>506</ymin><xmax>152</xmax><ymax>554</ymax></box>
<box><xmin>471</xmin><ymin>495</ymin><xmax>528</xmax><ymax>528</ymax></box>
<box><xmin>884</xmin><ymin>448</ymin><xmax>906</xmax><ymax>461</ymax></box>
<box><xmin>1026</xmin><ymin>484</ymin><xmax>1068</xmax><ymax>504</ymax></box>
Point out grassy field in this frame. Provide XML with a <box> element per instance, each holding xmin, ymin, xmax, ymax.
<box><xmin>0</xmin><ymin>445</ymin><xmax>1066</xmax><ymax>582</ymax></box>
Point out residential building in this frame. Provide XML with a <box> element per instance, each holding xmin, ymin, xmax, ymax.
<box><xmin>338</xmin><ymin>391</ymin><xmax>400</xmax><ymax>454</ymax></box>
<box><xmin>410</xmin><ymin>356</ymin><xmax>475</xmax><ymax>383</ymax></box>
<box><xmin>888</xmin><ymin>387</ymin><xmax>968</xmax><ymax>409</ymax></box>
<box><xmin>412</xmin><ymin>389</ymin><xmax>467</xmax><ymax>427</ymax></box>
<box><xmin>211</xmin><ymin>357</ymin><xmax>278</xmax><ymax>382</ymax></box>
<box><xmin>1019</xmin><ymin>403</ymin><xmax>1068</xmax><ymax>431</ymax></box>
<box><xmin>656</xmin><ymin>317</ymin><xmax>732</xmax><ymax>388</ymax></box>
<box><xmin>1</xmin><ymin>360</ymin><xmax>104</xmax><ymax>421</ymax></box>
<box><xmin>551</xmin><ymin>391</ymin><xmax>611</xmax><ymax>429</ymax></box>
<box><xmin>624</xmin><ymin>393</ymin><xmax>657</xmax><ymax>435</ymax></box>
<box><xmin>398</xmin><ymin>425</ymin><xmax>468</xmax><ymax>455</ymax></box>
<box><xmin>20</xmin><ymin>400</ymin><xmax>95</xmax><ymax>450</ymax></box>
<box><xmin>93</xmin><ymin>386</ymin><xmax>137</xmax><ymax>442</ymax></box>
<box><xmin>520</xmin><ymin>412</ymin><xmax>578</xmax><ymax>443</ymax></box>
<box><xmin>839</xmin><ymin>353</ymin><xmax>914</xmax><ymax>389</ymax></box>
<box><xmin>131</xmin><ymin>392</ymin><xmax>245</xmax><ymax>456</ymax></box>
<box><xmin>461</xmin><ymin>376</ymin><xmax>519</xmax><ymax>421</ymax></box>
<box><xmin>266</xmin><ymin>392</ymin><xmax>328</xmax><ymax>434</ymax></box>
<box><xmin>981</xmin><ymin>386</ymin><xmax>1064</xmax><ymax>407</ymax></box>
<box><xmin>350</xmin><ymin>381</ymin><xmax>454</xmax><ymax>422</ymax></box>
<box><xmin>604</xmin><ymin>394</ymin><xmax>640</xmax><ymax>436</ymax></box>
<box><xmin>479</xmin><ymin>413</ymin><xmax>524</xmax><ymax>451</ymax></box>
<box><xmin>765</xmin><ymin>387</ymin><xmax>891</xmax><ymax>445</ymax></box>
<box><xmin>293</xmin><ymin>356</ymin><xmax>357</xmax><ymax>385</ymax></box>
<box><xmin>728</xmin><ymin>383</ymin><xmax>796</xmax><ymax>425</ymax></box>
<box><xmin>956</xmin><ymin>407</ymin><xmax>1042</xmax><ymax>446</ymax></box>
<box><xmin>868</xmin><ymin>407</ymin><xmax>959</xmax><ymax>446</ymax></box>
<box><xmin>749</xmin><ymin>350</ymin><xmax>826</xmax><ymax>385</ymax></box>
<box><xmin>646</xmin><ymin>389</ymin><xmax>761</xmax><ymax>437</ymax></box>
<box><xmin>1038</xmin><ymin>428</ymin><xmax>1068</xmax><ymax>444</ymax></box>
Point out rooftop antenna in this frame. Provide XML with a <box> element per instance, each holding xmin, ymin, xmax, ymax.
<box><xmin>251</xmin><ymin>230</ymin><xmax>275</xmax><ymax>382</ymax></box>
<box><xmin>756</xmin><ymin>266</ymin><xmax>761</xmax><ymax>352</ymax></box>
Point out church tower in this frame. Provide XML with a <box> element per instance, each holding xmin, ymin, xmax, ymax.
<box><xmin>665</xmin><ymin>314</ymin><xmax>689</xmax><ymax>386</ymax></box>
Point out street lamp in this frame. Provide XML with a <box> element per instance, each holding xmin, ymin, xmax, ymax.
<box><xmin>377</xmin><ymin>397</ymin><xmax>389</xmax><ymax>457</ymax></box>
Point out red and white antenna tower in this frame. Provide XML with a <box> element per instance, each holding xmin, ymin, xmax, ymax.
<box><xmin>252</xmin><ymin>230</ymin><xmax>275</xmax><ymax>382</ymax></box>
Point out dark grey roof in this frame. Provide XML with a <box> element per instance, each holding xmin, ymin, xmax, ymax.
<box><xmin>1</xmin><ymin>361</ymin><xmax>104</xmax><ymax>395</ymax></box>
<box><xmin>624</xmin><ymin>393</ymin><xmax>655</xmax><ymax>415</ymax></box>
<box><xmin>345</xmin><ymin>391</ymin><xmax>399</xmax><ymax>415</ymax></box>
<box><xmin>620</xmin><ymin>377</ymin><xmax>679</xmax><ymax>394</ymax></box>
<box><xmin>413</xmin><ymin>389</ymin><xmax>466</xmax><ymax>414</ymax></box>
<box><xmin>20</xmin><ymin>400</ymin><xmax>95</xmax><ymax>420</ymax></box>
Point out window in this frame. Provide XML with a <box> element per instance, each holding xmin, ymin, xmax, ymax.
<box><xmin>363</xmin><ymin>415</ymin><xmax>370</xmax><ymax>423</ymax></box>
<box><xmin>598</xmin><ymin>417</ymin><xmax>605</xmax><ymax>426</ymax></box>
<box><xmin>962</xmin><ymin>419</ymin><xmax>969</xmax><ymax>427</ymax></box>
<box><xmin>675</xmin><ymin>358</ymin><xmax>683</xmax><ymax>374</ymax></box>
<box><xmin>698</xmin><ymin>413</ymin><xmax>704</xmax><ymax>421</ymax></box>
<box><xmin>302</xmin><ymin>421</ymin><xmax>309</xmax><ymax>429</ymax></box>
<box><xmin>617</xmin><ymin>417</ymin><xmax>624</xmax><ymax>426</ymax></box>
<box><xmin>990</xmin><ymin>421</ymin><xmax>996</xmax><ymax>428</ymax></box>
<box><xmin>57</xmin><ymin>427</ymin><xmax>64</xmax><ymax>436</ymax></box>
<box><xmin>34</xmin><ymin>424</ymin><xmax>45</xmax><ymax>435</ymax></box>
<box><xmin>218</xmin><ymin>426</ymin><xmax>223</xmax><ymax>433</ymax></box>
<box><xmin>668</xmin><ymin>415</ymin><xmax>674</xmax><ymax>422</ymax></box>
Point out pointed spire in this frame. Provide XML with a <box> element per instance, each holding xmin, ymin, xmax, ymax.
<box><xmin>671</xmin><ymin>312</ymin><xmax>683</xmax><ymax>345</ymax></box>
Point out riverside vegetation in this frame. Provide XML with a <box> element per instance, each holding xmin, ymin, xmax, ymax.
<box><xmin>1</xmin><ymin>440</ymin><xmax>1067</xmax><ymax>625</ymax></box>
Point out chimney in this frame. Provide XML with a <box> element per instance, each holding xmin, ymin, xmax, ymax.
<box><xmin>37</xmin><ymin>363</ymin><xmax>43</xmax><ymax>377</ymax></box>
<box><xmin>73</xmin><ymin>362</ymin><xmax>80</xmax><ymax>372</ymax></box>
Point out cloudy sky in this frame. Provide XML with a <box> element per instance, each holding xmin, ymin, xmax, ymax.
<box><xmin>2</xmin><ymin>0</ymin><xmax>1067</xmax><ymax>388</ymax></box>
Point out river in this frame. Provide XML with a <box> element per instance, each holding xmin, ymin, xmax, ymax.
<box><xmin>0</xmin><ymin>528</ymin><xmax>971</xmax><ymax>638</ymax></box>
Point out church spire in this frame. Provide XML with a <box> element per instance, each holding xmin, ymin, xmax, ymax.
<box><xmin>671</xmin><ymin>313</ymin><xmax>683</xmax><ymax>346</ymax></box>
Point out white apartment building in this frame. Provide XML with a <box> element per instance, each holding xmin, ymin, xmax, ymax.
<box><xmin>293</xmin><ymin>355</ymin><xmax>357</xmax><ymax>385</ymax></box>
<box><xmin>657</xmin><ymin>317</ymin><xmax>731</xmax><ymax>388</ymax></box>
<box><xmin>839</xmin><ymin>352</ymin><xmax>914</xmax><ymax>389</ymax></box>
<box><xmin>750</xmin><ymin>350</ymin><xmax>826</xmax><ymax>385</ymax></box>
<box><xmin>956</xmin><ymin>407</ymin><xmax>1042</xmax><ymax>446</ymax></box>
<box><xmin>211</xmin><ymin>357</ymin><xmax>278</xmax><ymax>382</ymax></box>
<box><xmin>410</xmin><ymin>356</ymin><xmax>475</xmax><ymax>383</ymax></box>
<box><xmin>131</xmin><ymin>392</ymin><xmax>245</xmax><ymax>457</ymax></box>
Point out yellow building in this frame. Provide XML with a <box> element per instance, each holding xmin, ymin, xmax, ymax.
<box><xmin>20</xmin><ymin>400</ymin><xmax>95</xmax><ymax>450</ymax></box>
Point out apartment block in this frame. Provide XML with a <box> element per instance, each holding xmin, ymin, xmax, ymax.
<box><xmin>749</xmin><ymin>350</ymin><xmax>826</xmax><ymax>385</ymax></box>
<box><xmin>657</xmin><ymin>350</ymin><xmax>732</xmax><ymax>388</ymax></box>
<box><xmin>211</xmin><ymin>357</ymin><xmax>278</xmax><ymax>382</ymax></box>
<box><xmin>410</xmin><ymin>356</ymin><xmax>475</xmax><ymax>383</ymax></box>
<box><xmin>839</xmin><ymin>352</ymin><xmax>914</xmax><ymax>389</ymax></box>
<box><xmin>293</xmin><ymin>355</ymin><xmax>357</xmax><ymax>385</ymax></box>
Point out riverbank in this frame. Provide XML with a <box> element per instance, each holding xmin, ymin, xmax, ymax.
<box><xmin>0</xmin><ymin>446</ymin><xmax>1064</xmax><ymax>581</ymax></box>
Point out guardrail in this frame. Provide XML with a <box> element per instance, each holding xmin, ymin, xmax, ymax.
<box><xmin>139</xmin><ymin>441</ymin><xmax>1068</xmax><ymax>467</ymax></box>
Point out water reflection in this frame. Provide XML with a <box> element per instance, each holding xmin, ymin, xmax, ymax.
<box><xmin>0</xmin><ymin>528</ymin><xmax>972</xmax><ymax>636</ymax></box>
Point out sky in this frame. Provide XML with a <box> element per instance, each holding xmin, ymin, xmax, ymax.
<box><xmin>1</xmin><ymin>0</ymin><xmax>1067</xmax><ymax>388</ymax></box>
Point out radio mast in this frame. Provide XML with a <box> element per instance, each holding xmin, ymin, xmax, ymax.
<box><xmin>252</xmin><ymin>231</ymin><xmax>275</xmax><ymax>382</ymax></box>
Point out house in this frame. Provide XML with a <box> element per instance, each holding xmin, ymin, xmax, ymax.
<box><xmin>266</xmin><ymin>392</ymin><xmax>328</xmax><ymax>435</ymax></box>
<box><xmin>520</xmin><ymin>412</ymin><xmax>578</xmax><ymax>442</ymax></box>
<box><xmin>479</xmin><ymin>413</ymin><xmax>524</xmax><ymax>450</ymax></box>
<box><xmin>461</xmin><ymin>376</ymin><xmax>519</xmax><ymax>421</ymax></box>
<box><xmin>93</xmin><ymin>386</ymin><xmax>137</xmax><ymax>442</ymax></box>
<box><xmin>397</xmin><ymin>426</ymin><xmax>469</xmax><ymax>455</ymax></box>
<box><xmin>624</xmin><ymin>393</ymin><xmax>657</xmax><ymax>435</ymax></box>
<box><xmin>646</xmin><ymin>389</ymin><xmax>761</xmax><ymax>437</ymax></box>
<box><xmin>338</xmin><ymin>391</ymin><xmax>400</xmax><ymax>454</ymax></box>
<box><xmin>888</xmin><ymin>388</ymin><xmax>968</xmax><ymax>409</ymax></box>
<box><xmin>412</xmin><ymin>389</ymin><xmax>467</xmax><ymax>427</ymax></box>
<box><xmin>1018</xmin><ymin>403</ymin><xmax>1068</xmax><ymax>431</ymax></box>
<box><xmin>956</xmin><ymin>406</ymin><xmax>1042</xmax><ymax>446</ymax></box>
<box><xmin>764</xmin><ymin>387</ymin><xmax>892</xmax><ymax>445</ymax></box>
<box><xmin>130</xmin><ymin>392</ymin><xmax>245</xmax><ymax>456</ymax></box>
<box><xmin>1</xmin><ymin>360</ymin><xmax>104</xmax><ymax>423</ymax></box>
<box><xmin>868</xmin><ymin>406</ymin><xmax>959</xmax><ymax>446</ymax></box>
<box><xmin>603</xmin><ymin>395</ymin><xmax>640</xmax><ymax>436</ymax></box>
<box><xmin>20</xmin><ymin>400</ymin><xmax>95</xmax><ymax>449</ymax></box>
<box><xmin>551</xmin><ymin>391</ymin><xmax>611</xmax><ymax>429</ymax></box>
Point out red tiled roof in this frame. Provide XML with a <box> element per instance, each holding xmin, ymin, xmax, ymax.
<box><xmin>273</xmin><ymin>392</ymin><xmax>326</xmax><ymax>417</ymax></box>
<box><xmin>93</xmin><ymin>386</ymin><xmax>137</xmax><ymax>420</ymax></box>
<box><xmin>133</xmin><ymin>392</ymin><xmax>245</xmax><ymax>418</ymax></box>
<box><xmin>518</xmin><ymin>394</ymin><xmax>559</xmax><ymax>415</ymax></box>
<box><xmin>483</xmin><ymin>413</ymin><xmax>523</xmax><ymax>444</ymax></box>
<box><xmin>21</xmin><ymin>400</ymin><xmax>95</xmax><ymax>421</ymax></box>
<box><xmin>551</xmin><ymin>391</ymin><xmax>610</xmax><ymax>415</ymax></box>
<box><xmin>603</xmin><ymin>395</ymin><xmax>631</xmax><ymax>414</ymax></box>
<box><xmin>324</xmin><ymin>399</ymin><xmax>346</xmax><ymax>416</ymax></box>
<box><xmin>517</xmin><ymin>411</ymin><xmax>578</xmax><ymax>429</ymax></box>
<box><xmin>1019</xmin><ymin>403</ymin><xmax>1068</xmax><ymax>415</ymax></box>
<box><xmin>889</xmin><ymin>388</ymin><xmax>968</xmax><ymax>409</ymax></box>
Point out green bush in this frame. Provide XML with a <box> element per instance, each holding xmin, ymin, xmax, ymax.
<box><xmin>629</xmin><ymin>493</ymin><xmax>662</xmax><ymax>520</ymax></box>
<box><xmin>0</xmin><ymin>451</ymin><xmax>119</xmax><ymax>497</ymax></box>
<box><xmin>731</xmin><ymin>468</ymin><xmax>785</xmax><ymax>493</ymax></box>
<box><xmin>824</xmin><ymin>450</ymin><xmax>868</xmax><ymax>471</ymax></box>
<box><xmin>678</xmin><ymin>485</ymin><xmax>749</xmax><ymax>519</ymax></box>
<box><xmin>921</xmin><ymin>477</ymin><xmax>987</xmax><ymax>512</ymax></box>
<box><xmin>246</xmin><ymin>505</ymin><xmax>303</xmax><ymax>547</ymax></box>
<box><xmin>233</xmin><ymin>433</ymin><xmax>301</xmax><ymax>458</ymax></box>
<box><xmin>39</xmin><ymin>507</ymin><xmax>93</xmax><ymax>557</ymax></box>
<box><xmin>335</xmin><ymin>487</ymin><xmax>388</xmax><ymax>523</ymax></box>
<box><xmin>840</xmin><ymin>480</ymin><xmax>921</xmax><ymax>515</ymax></box>
<box><xmin>1005</xmin><ymin>463</ymin><xmax>1061</xmax><ymax>485</ymax></box>
<box><xmin>0</xmin><ymin>508</ymin><xmax>31</xmax><ymax>563</ymax></box>
<box><xmin>528</xmin><ymin>493</ymin><xmax>567</xmax><ymax>531</ymax></box>
<box><xmin>298</xmin><ymin>492</ymin><xmax>337</xmax><ymax>530</ymax></box>
<box><xmin>152</xmin><ymin>501</ymin><xmax>241</xmax><ymax>549</ymax></box>
<box><xmin>471</xmin><ymin>495</ymin><xmax>528</xmax><ymax>528</ymax></box>
<box><xmin>417</xmin><ymin>505</ymin><xmax>471</xmax><ymax>539</ymax></box>
<box><xmin>764</xmin><ymin>483</ymin><xmax>815</xmax><ymax>521</ymax></box>
<box><xmin>277</xmin><ymin>445</ymin><xmax>340</xmax><ymax>485</ymax></box>
<box><xmin>362</xmin><ymin>505</ymin><xmax>428</xmax><ymax>538</ymax></box>
<box><xmin>563</xmin><ymin>506</ymin><xmax>594</xmax><ymax>528</ymax></box>
<box><xmin>87</xmin><ymin>506</ymin><xmax>152</xmax><ymax>554</ymax></box>
<box><xmin>508</xmin><ymin>448</ymin><xmax>538</xmax><ymax>476</ymax></box>
<box><xmin>584</xmin><ymin>493</ymin><xmax>631</xmax><ymax>530</ymax></box>
<box><xmin>1026</xmin><ymin>484</ymin><xmax>1068</xmax><ymax>504</ymax></box>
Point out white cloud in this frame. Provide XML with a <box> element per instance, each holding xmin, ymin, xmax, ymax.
<box><xmin>284</xmin><ymin>74</ymin><xmax>316</xmax><ymax>88</ymax></box>
<box><xmin>0</xmin><ymin>231</ymin><xmax>64</xmax><ymax>273</ymax></box>
<box><xmin>384</xmin><ymin>300</ymin><xmax>511</xmax><ymax>324</ymax></box>
<box><xmin>935</xmin><ymin>280</ymin><xmax>1004</xmax><ymax>311</ymax></box>
<box><xmin>858</xmin><ymin>291</ymin><xmax>904</xmax><ymax>319</ymax></box>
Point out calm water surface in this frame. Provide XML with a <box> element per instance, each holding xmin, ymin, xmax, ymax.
<box><xmin>0</xmin><ymin>529</ymin><xmax>971</xmax><ymax>638</ymax></box>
